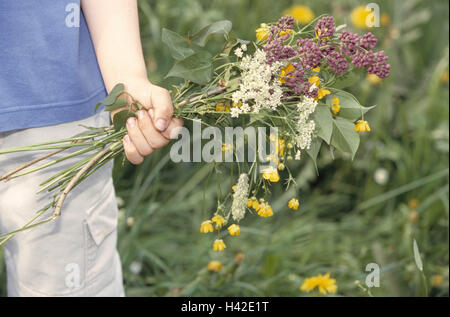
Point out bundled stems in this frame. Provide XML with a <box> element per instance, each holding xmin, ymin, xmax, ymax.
<box><xmin>0</xmin><ymin>85</ymin><xmax>230</xmax><ymax>244</ymax></box>
<box><xmin>53</xmin><ymin>141</ymin><xmax>120</xmax><ymax>217</ymax></box>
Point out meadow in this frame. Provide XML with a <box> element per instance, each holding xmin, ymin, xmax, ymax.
<box><xmin>0</xmin><ymin>0</ymin><xmax>448</xmax><ymax>297</ymax></box>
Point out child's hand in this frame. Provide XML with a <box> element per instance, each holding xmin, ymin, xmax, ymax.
<box><xmin>111</xmin><ymin>79</ymin><xmax>183</xmax><ymax>165</ymax></box>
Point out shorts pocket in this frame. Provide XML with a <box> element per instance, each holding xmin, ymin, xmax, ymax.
<box><xmin>85</xmin><ymin>181</ymin><xmax>118</xmax><ymax>246</ymax></box>
<box><xmin>83</xmin><ymin>179</ymin><xmax>119</xmax><ymax>292</ymax></box>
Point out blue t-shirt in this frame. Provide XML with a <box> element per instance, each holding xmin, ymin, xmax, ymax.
<box><xmin>0</xmin><ymin>1</ymin><xmax>107</xmax><ymax>133</ymax></box>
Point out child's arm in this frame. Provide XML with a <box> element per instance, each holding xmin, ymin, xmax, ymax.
<box><xmin>81</xmin><ymin>0</ymin><xmax>182</xmax><ymax>165</ymax></box>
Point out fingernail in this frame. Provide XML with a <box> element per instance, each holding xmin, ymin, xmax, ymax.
<box><xmin>137</xmin><ymin>110</ymin><xmax>145</xmax><ymax>120</ymax></box>
<box><xmin>155</xmin><ymin>119</ymin><xmax>167</xmax><ymax>131</ymax></box>
<box><xmin>124</xmin><ymin>135</ymin><xmax>131</xmax><ymax>144</ymax></box>
<box><xmin>148</xmin><ymin>109</ymin><xmax>154</xmax><ymax>118</ymax></box>
<box><xmin>127</xmin><ymin>117</ymin><xmax>136</xmax><ymax>128</ymax></box>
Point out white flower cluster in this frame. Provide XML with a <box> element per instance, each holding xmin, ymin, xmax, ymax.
<box><xmin>231</xmin><ymin>173</ymin><xmax>249</xmax><ymax>222</ymax></box>
<box><xmin>294</xmin><ymin>97</ymin><xmax>317</xmax><ymax>159</ymax></box>
<box><xmin>231</xmin><ymin>49</ymin><xmax>284</xmax><ymax>118</ymax></box>
<box><xmin>234</xmin><ymin>44</ymin><xmax>247</xmax><ymax>58</ymax></box>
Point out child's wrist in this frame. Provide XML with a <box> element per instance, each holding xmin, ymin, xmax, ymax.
<box><xmin>104</xmin><ymin>72</ymin><xmax>150</xmax><ymax>94</ymax></box>
<box><xmin>107</xmin><ymin>76</ymin><xmax>156</xmax><ymax>119</ymax></box>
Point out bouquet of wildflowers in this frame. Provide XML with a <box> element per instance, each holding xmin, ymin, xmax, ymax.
<box><xmin>0</xmin><ymin>15</ymin><xmax>390</xmax><ymax>247</ymax></box>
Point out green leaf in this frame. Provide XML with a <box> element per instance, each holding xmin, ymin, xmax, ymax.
<box><xmin>104</xmin><ymin>99</ymin><xmax>128</xmax><ymax>112</ymax></box>
<box><xmin>95</xmin><ymin>83</ymin><xmax>125</xmax><ymax>112</ymax></box>
<box><xmin>335</xmin><ymin>24</ymin><xmax>347</xmax><ymax>32</ymax></box>
<box><xmin>332</xmin><ymin>71</ymin><xmax>361</xmax><ymax>89</ymax></box>
<box><xmin>166</xmin><ymin>51</ymin><xmax>213</xmax><ymax>85</ymax></box>
<box><xmin>330</xmin><ymin>90</ymin><xmax>376</xmax><ymax>120</ymax></box>
<box><xmin>312</xmin><ymin>104</ymin><xmax>333</xmax><ymax>144</ymax></box>
<box><xmin>413</xmin><ymin>239</ymin><xmax>424</xmax><ymax>271</ymax></box>
<box><xmin>221</xmin><ymin>31</ymin><xmax>250</xmax><ymax>56</ymax></box>
<box><xmin>306</xmin><ymin>138</ymin><xmax>323</xmax><ymax>173</ymax></box>
<box><xmin>113</xmin><ymin>110</ymin><xmax>136</xmax><ymax>132</ymax></box>
<box><xmin>331</xmin><ymin>117</ymin><xmax>360</xmax><ymax>159</ymax></box>
<box><xmin>191</xmin><ymin>20</ymin><xmax>232</xmax><ymax>47</ymax></box>
<box><xmin>221</xmin><ymin>31</ymin><xmax>238</xmax><ymax>56</ymax></box>
<box><xmin>162</xmin><ymin>28</ymin><xmax>195</xmax><ymax>60</ymax></box>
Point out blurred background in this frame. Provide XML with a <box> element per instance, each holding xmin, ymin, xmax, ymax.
<box><xmin>1</xmin><ymin>0</ymin><xmax>448</xmax><ymax>296</ymax></box>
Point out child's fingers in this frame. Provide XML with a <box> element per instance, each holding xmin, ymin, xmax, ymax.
<box><xmin>150</xmin><ymin>86</ymin><xmax>174</xmax><ymax>132</ymax></box>
<box><xmin>162</xmin><ymin>117</ymin><xmax>184</xmax><ymax>140</ymax></box>
<box><xmin>137</xmin><ymin>110</ymin><xmax>170</xmax><ymax>149</ymax></box>
<box><xmin>123</xmin><ymin>135</ymin><xmax>144</xmax><ymax>165</ymax></box>
<box><xmin>126</xmin><ymin>117</ymin><xmax>154</xmax><ymax>156</ymax></box>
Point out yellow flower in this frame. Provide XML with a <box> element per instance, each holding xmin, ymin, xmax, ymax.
<box><xmin>351</xmin><ymin>6</ymin><xmax>371</xmax><ymax>29</ymax></box>
<box><xmin>316</xmin><ymin>88</ymin><xmax>331</xmax><ymax>101</ymax></box>
<box><xmin>266</xmin><ymin>154</ymin><xmax>279</xmax><ymax>164</ymax></box>
<box><xmin>312</xmin><ymin>67</ymin><xmax>321</xmax><ymax>73</ymax></box>
<box><xmin>278</xmin><ymin>138</ymin><xmax>286</xmax><ymax>156</ymax></box>
<box><xmin>269</xmin><ymin>133</ymin><xmax>278</xmax><ymax>142</ymax></box>
<box><xmin>212</xmin><ymin>215</ymin><xmax>225</xmax><ymax>228</ymax></box>
<box><xmin>300</xmin><ymin>273</ymin><xmax>338</xmax><ymax>295</ymax></box>
<box><xmin>216</xmin><ymin>102</ymin><xmax>230</xmax><ymax>112</ymax></box>
<box><xmin>366</xmin><ymin>74</ymin><xmax>382</xmax><ymax>86</ymax></box>
<box><xmin>331</xmin><ymin>96</ymin><xmax>340</xmax><ymax>115</ymax></box>
<box><xmin>268</xmin><ymin>135</ymin><xmax>286</xmax><ymax>158</ymax></box>
<box><xmin>309</xmin><ymin>75</ymin><xmax>331</xmax><ymax>100</ymax></box>
<box><xmin>257</xmin><ymin>202</ymin><xmax>274</xmax><ymax>218</ymax></box>
<box><xmin>308</xmin><ymin>75</ymin><xmax>321</xmax><ymax>87</ymax></box>
<box><xmin>441</xmin><ymin>71</ymin><xmax>449</xmax><ymax>84</ymax></box>
<box><xmin>354</xmin><ymin>120</ymin><xmax>371</xmax><ymax>132</ymax></box>
<box><xmin>288</xmin><ymin>198</ymin><xmax>300</xmax><ymax>210</ymax></box>
<box><xmin>213</xmin><ymin>239</ymin><xmax>226</xmax><ymax>251</ymax></box>
<box><xmin>280</xmin><ymin>29</ymin><xmax>294</xmax><ymax>37</ymax></box>
<box><xmin>207</xmin><ymin>260</ymin><xmax>222</xmax><ymax>272</ymax></box>
<box><xmin>430</xmin><ymin>275</ymin><xmax>444</xmax><ymax>288</ymax></box>
<box><xmin>279</xmin><ymin>64</ymin><xmax>295</xmax><ymax>84</ymax></box>
<box><xmin>228</xmin><ymin>224</ymin><xmax>241</xmax><ymax>236</ymax></box>
<box><xmin>233</xmin><ymin>101</ymin><xmax>242</xmax><ymax>108</ymax></box>
<box><xmin>262</xmin><ymin>166</ymin><xmax>280</xmax><ymax>183</ymax></box>
<box><xmin>408</xmin><ymin>199</ymin><xmax>419</xmax><ymax>210</ymax></box>
<box><xmin>256</xmin><ymin>23</ymin><xmax>270</xmax><ymax>42</ymax></box>
<box><xmin>222</xmin><ymin>144</ymin><xmax>233</xmax><ymax>152</ymax></box>
<box><xmin>381</xmin><ymin>13</ymin><xmax>391</xmax><ymax>27</ymax></box>
<box><xmin>247</xmin><ymin>199</ymin><xmax>253</xmax><ymax>208</ymax></box>
<box><xmin>284</xmin><ymin>5</ymin><xmax>315</xmax><ymax>25</ymax></box>
<box><xmin>252</xmin><ymin>199</ymin><xmax>260</xmax><ymax>211</ymax></box>
<box><xmin>200</xmin><ymin>220</ymin><xmax>214</xmax><ymax>234</ymax></box>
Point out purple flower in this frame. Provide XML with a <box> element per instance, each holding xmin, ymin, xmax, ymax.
<box><xmin>276</xmin><ymin>15</ymin><xmax>295</xmax><ymax>32</ymax></box>
<box><xmin>326</xmin><ymin>51</ymin><xmax>349</xmax><ymax>75</ymax></box>
<box><xmin>264</xmin><ymin>16</ymin><xmax>297</xmax><ymax>64</ymax></box>
<box><xmin>352</xmin><ymin>50</ymin><xmax>375</xmax><ymax>68</ymax></box>
<box><xmin>315</xmin><ymin>16</ymin><xmax>336</xmax><ymax>39</ymax></box>
<box><xmin>368</xmin><ymin>51</ymin><xmax>391</xmax><ymax>78</ymax></box>
<box><xmin>319</xmin><ymin>41</ymin><xmax>335</xmax><ymax>56</ymax></box>
<box><xmin>264</xmin><ymin>37</ymin><xmax>297</xmax><ymax>64</ymax></box>
<box><xmin>360</xmin><ymin>32</ymin><xmax>378</xmax><ymax>50</ymax></box>
<box><xmin>338</xmin><ymin>30</ymin><xmax>359</xmax><ymax>56</ymax></box>
<box><xmin>297</xmin><ymin>39</ymin><xmax>323</xmax><ymax>69</ymax></box>
<box><xmin>279</xmin><ymin>63</ymin><xmax>318</xmax><ymax>99</ymax></box>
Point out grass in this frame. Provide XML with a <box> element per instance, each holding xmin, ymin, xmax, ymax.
<box><xmin>0</xmin><ymin>0</ymin><xmax>448</xmax><ymax>297</ymax></box>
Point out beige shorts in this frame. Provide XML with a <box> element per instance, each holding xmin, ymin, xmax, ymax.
<box><xmin>0</xmin><ymin>113</ymin><xmax>124</xmax><ymax>297</ymax></box>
